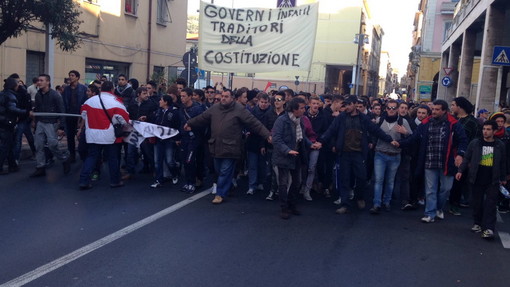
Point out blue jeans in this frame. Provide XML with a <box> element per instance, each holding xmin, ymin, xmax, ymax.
<box><xmin>214</xmin><ymin>158</ymin><xmax>236</xmax><ymax>197</ymax></box>
<box><xmin>79</xmin><ymin>143</ymin><xmax>121</xmax><ymax>186</ymax></box>
<box><xmin>247</xmin><ymin>151</ymin><xmax>268</xmax><ymax>190</ymax></box>
<box><xmin>14</xmin><ymin>118</ymin><xmax>35</xmax><ymax>161</ymax></box>
<box><xmin>424</xmin><ymin>169</ymin><xmax>454</xmax><ymax>218</ymax></box>
<box><xmin>373</xmin><ymin>151</ymin><xmax>401</xmax><ymax>207</ymax></box>
<box><xmin>154</xmin><ymin>139</ymin><xmax>178</xmax><ymax>182</ymax></box>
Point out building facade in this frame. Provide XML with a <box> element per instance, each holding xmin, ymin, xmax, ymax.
<box><xmin>439</xmin><ymin>0</ymin><xmax>510</xmax><ymax>112</ymax></box>
<box><xmin>0</xmin><ymin>0</ymin><xmax>187</xmax><ymax>86</ymax></box>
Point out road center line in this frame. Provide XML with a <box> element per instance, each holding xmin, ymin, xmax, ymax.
<box><xmin>498</xmin><ymin>232</ymin><xmax>510</xmax><ymax>249</ymax></box>
<box><xmin>497</xmin><ymin>212</ymin><xmax>504</xmax><ymax>223</ymax></box>
<box><xmin>0</xmin><ymin>189</ymin><xmax>211</xmax><ymax>287</ymax></box>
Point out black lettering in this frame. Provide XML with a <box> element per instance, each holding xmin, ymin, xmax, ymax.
<box><xmin>204</xmin><ymin>50</ymin><xmax>214</xmax><ymax>64</ymax></box>
<box><xmin>259</xmin><ymin>25</ymin><xmax>267</xmax><ymax>33</ymax></box>
<box><xmin>204</xmin><ymin>5</ymin><xmax>217</xmax><ymax>18</ymax></box>
<box><xmin>236</xmin><ymin>24</ymin><xmax>245</xmax><ymax>33</ymax></box>
<box><xmin>214</xmin><ymin>52</ymin><xmax>223</xmax><ymax>64</ymax></box>
<box><xmin>246</xmin><ymin>9</ymin><xmax>254</xmax><ymax>21</ymax></box>
<box><xmin>224</xmin><ymin>52</ymin><xmax>232</xmax><ymax>64</ymax></box>
<box><xmin>259</xmin><ymin>53</ymin><xmax>267</xmax><ymax>64</ymax></box>
<box><xmin>227</xmin><ymin>23</ymin><xmax>235</xmax><ymax>33</ymax></box>
<box><xmin>270</xmin><ymin>22</ymin><xmax>279</xmax><ymax>33</ymax></box>
<box><xmin>256</xmin><ymin>10</ymin><xmax>264</xmax><ymax>21</ymax></box>
<box><xmin>292</xmin><ymin>54</ymin><xmax>300</xmax><ymax>67</ymax></box>
<box><xmin>219</xmin><ymin>22</ymin><xmax>225</xmax><ymax>33</ymax></box>
<box><xmin>235</xmin><ymin>9</ymin><xmax>244</xmax><ymax>21</ymax></box>
<box><xmin>271</xmin><ymin>54</ymin><xmax>281</xmax><ymax>65</ymax></box>
<box><xmin>281</xmin><ymin>53</ymin><xmax>289</xmax><ymax>66</ymax></box>
<box><xmin>218</xmin><ymin>7</ymin><xmax>227</xmax><ymax>18</ymax></box>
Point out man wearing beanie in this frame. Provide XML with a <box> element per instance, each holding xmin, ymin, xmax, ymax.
<box><xmin>449</xmin><ymin>97</ymin><xmax>481</xmax><ymax>215</ymax></box>
<box><xmin>488</xmin><ymin>112</ymin><xmax>510</xmax><ymax>213</ymax></box>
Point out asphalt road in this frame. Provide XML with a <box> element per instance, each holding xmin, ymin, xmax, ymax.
<box><xmin>1</xmin><ymin>159</ymin><xmax>510</xmax><ymax>287</ymax></box>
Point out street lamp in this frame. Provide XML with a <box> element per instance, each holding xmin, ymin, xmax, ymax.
<box><xmin>354</xmin><ymin>33</ymin><xmax>369</xmax><ymax>96</ymax></box>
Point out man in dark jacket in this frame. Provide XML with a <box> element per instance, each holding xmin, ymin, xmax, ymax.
<box><xmin>272</xmin><ymin>97</ymin><xmax>320</xmax><ymax>219</ymax></box>
<box><xmin>31</xmin><ymin>74</ymin><xmax>71</xmax><ymax>177</ymax></box>
<box><xmin>62</xmin><ymin>70</ymin><xmax>88</xmax><ymax>162</ymax></box>
<box><xmin>0</xmin><ymin>77</ymin><xmax>31</xmax><ymax>174</ymax></box>
<box><xmin>115</xmin><ymin>74</ymin><xmax>135</xmax><ymax>107</ymax></box>
<box><xmin>185</xmin><ymin>89</ymin><xmax>271</xmax><ymax>204</ymax></box>
<box><xmin>456</xmin><ymin>120</ymin><xmax>506</xmax><ymax>239</ymax></box>
<box><xmin>397</xmin><ymin>99</ymin><xmax>468</xmax><ymax>223</ymax></box>
<box><xmin>318</xmin><ymin>95</ymin><xmax>393</xmax><ymax>214</ymax></box>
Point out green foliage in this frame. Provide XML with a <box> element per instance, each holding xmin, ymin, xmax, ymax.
<box><xmin>0</xmin><ymin>0</ymin><xmax>83</xmax><ymax>51</ymax></box>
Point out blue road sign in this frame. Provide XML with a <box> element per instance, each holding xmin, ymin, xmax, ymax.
<box><xmin>442</xmin><ymin>76</ymin><xmax>452</xmax><ymax>87</ymax></box>
<box><xmin>493</xmin><ymin>46</ymin><xmax>510</xmax><ymax>66</ymax></box>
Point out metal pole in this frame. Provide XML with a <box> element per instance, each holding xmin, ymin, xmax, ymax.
<box><xmin>355</xmin><ymin>34</ymin><xmax>362</xmax><ymax>96</ymax></box>
<box><xmin>187</xmin><ymin>52</ymin><xmax>191</xmax><ymax>87</ymax></box>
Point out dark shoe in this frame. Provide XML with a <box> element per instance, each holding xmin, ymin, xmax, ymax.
<box><xmin>357</xmin><ymin>200</ymin><xmax>366</xmax><ymax>210</ymax></box>
<box><xmin>369</xmin><ymin>206</ymin><xmax>381</xmax><ymax>214</ymax></box>
<box><xmin>8</xmin><ymin>165</ymin><xmax>20</xmax><ymax>173</ymax></box>
<box><xmin>30</xmin><ymin>168</ymin><xmax>46</xmax><ymax>177</ymax></box>
<box><xmin>481</xmin><ymin>229</ymin><xmax>494</xmax><ymax>239</ymax></box>
<box><xmin>335</xmin><ymin>207</ymin><xmax>350</xmax><ymax>214</ymax></box>
<box><xmin>69</xmin><ymin>154</ymin><xmax>76</xmax><ymax>164</ymax></box>
<box><xmin>280</xmin><ymin>208</ymin><xmax>290</xmax><ymax>220</ymax></box>
<box><xmin>401</xmin><ymin>203</ymin><xmax>414</xmax><ymax>211</ymax></box>
<box><xmin>63</xmin><ymin>159</ymin><xmax>71</xmax><ymax>174</ymax></box>
<box><xmin>383</xmin><ymin>204</ymin><xmax>391</xmax><ymax>212</ymax></box>
<box><xmin>121</xmin><ymin>173</ymin><xmax>133</xmax><ymax>180</ymax></box>
<box><xmin>449</xmin><ymin>206</ymin><xmax>461</xmax><ymax>216</ymax></box>
<box><xmin>110</xmin><ymin>181</ymin><xmax>124</xmax><ymax>188</ymax></box>
<box><xmin>79</xmin><ymin>183</ymin><xmax>93</xmax><ymax>190</ymax></box>
<box><xmin>289</xmin><ymin>206</ymin><xmax>301</xmax><ymax>216</ymax></box>
<box><xmin>0</xmin><ymin>170</ymin><xmax>9</xmax><ymax>175</ymax></box>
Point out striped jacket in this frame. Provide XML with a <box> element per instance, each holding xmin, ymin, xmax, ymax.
<box><xmin>81</xmin><ymin>92</ymin><xmax>129</xmax><ymax>144</ymax></box>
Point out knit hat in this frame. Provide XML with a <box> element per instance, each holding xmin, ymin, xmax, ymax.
<box><xmin>247</xmin><ymin>89</ymin><xmax>258</xmax><ymax>102</ymax></box>
<box><xmin>489</xmin><ymin>112</ymin><xmax>506</xmax><ymax>121</ymax></box>
<box><xmin>452</xmin><ymin>97</ymin><xmax>474</xmax><ymax>114</ymax></box>
<box><xmin>344</xmin><ymin>95</ymin><xmax>358</xmax><ymax>104</ymax></box>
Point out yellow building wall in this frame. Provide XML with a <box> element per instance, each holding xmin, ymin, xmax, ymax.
<box><xmin>0</xmin><ymin>0</ymin><xmax>187</xmax><ymax>84</ymax></box>
<box><xmin>418</xmin><ymin>56</ymin><xmax>441</xmax><ymax>82</ymax></box>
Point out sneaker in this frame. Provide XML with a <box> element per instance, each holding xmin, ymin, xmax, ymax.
<box><xmin>335</xmin><ymin>207</ymin><xmax>350</xmax><ymax>214</ymax></box>
<box><xmin>481</xmin><ymin>229</ymin><xmax>494</xmax><ymax>239</ymax></box>
<box><xmin>333</xmin><ymin>197</ymin><xmax>342</xmax><ymax>205</ymax></box>
<box><xmin>471</xmin><ymin>224</ymin><xmax>482</xmax><ymax>233</ymax></box>
<box><xmin>150</xmin><ymin>180</ymin><xmax>162</xmax><ymax>188</ymax></box>
<box><xmin>172</xmin><ymin>177</ymin><xmax>179</xmax><ymax>185</ymax></box>
<box><xmin>187</xmin><ymin>185</ymin><xmax>196</xmax><ymax>194</ymax></box>
<box><xmin>211</xmin><ymin>183</ymin><xmax>217</xmax><ymax>195</ymax></box>
<box><xmin>324</xmin><ymin>189</ymin><xmax>331</xmax><ymax>198</ymax></box>
<box><xmin>369</xmin><ymin>206</ymin><xmax>381</xmax><ymax>214</ymax></box>
<box><xmin>449</xmin><ymin>206</ymin><xmax>461</xmax><ymax>216</ymax></box>
<box><xmin>91</xmin><ymin>172</ymin><xmax>100</xmax><ymax>182</ymax></box>
<box><xmin>246</xmin><ymin>188</ymin><xmax>254</xmax><ymax>195</ymax></box>
<box><xmin>212</xmin><ymin>195</ymin><xmax>223</xmax><ymax>204</ymax></box>
<box><xmin>266</xmin><ymin>191</ymin><xmax>274</xmax><ymax>201</ymax></box>
<box><xmin>436</xmin><ymin>210</ymin><xmax>444</xmax><ymax>220</ymax></box>
<box><xmin>349</xmin><ymin>190</ymin><xmax>355</xmax><ymax>200</ymax></box>
<box><xmin>459</xmin><ymin>201</ymin><xmax>470</xmax><ymax>208</ymax></box>
<box><xmin>401</xmin><ymin>203</ymin><xmax>414</xmax><ymax>211</ymax></box>
<box><xmin>417</xmin><ymin>199</ymin><xmax>425</xmax><ymax>206</ymax></box>
<box><xmin>256</xmin><ymin>184</ymin><xmax>264</xmax><ymax>191</ymax></box>
<box><xmin>181</xmin><ymin>184</ymin><xmax>189</xmax><ymax>192</ymax></box>
<box><xmin>421</xmin><ymin>216</ymin><xmax>435</xmax><ymax>223</ymax></box>
<box><xmin>303</xmin><ymin>189</ymin><xmax>313</xmax><ymax>201</ymax></box>
<box><xmin>357</xmin><ymin>200</ymin><xmax>366</xmax><ymax>210</ymax></box>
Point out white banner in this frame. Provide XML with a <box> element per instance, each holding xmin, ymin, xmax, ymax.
<box><xmin>124</xmin><ymin>121</ymin><xmax>179</xmax><ymax>147</ymax></box>
<box><xmin>198</xmin><ymin>1</ymin><xmax>319</xmax><ymax>73</ymax></box>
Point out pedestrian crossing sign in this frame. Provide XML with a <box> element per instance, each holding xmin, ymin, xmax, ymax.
<box><xmin>493</xmin><ymin>46</ymin><xmax>510</xmax><ymax>66</ymax></box>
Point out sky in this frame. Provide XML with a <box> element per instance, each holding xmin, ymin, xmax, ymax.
<box><xmin>188</xmin><ymin>0</ymin><xmax>420</xmax><ymax>77</ymax></box>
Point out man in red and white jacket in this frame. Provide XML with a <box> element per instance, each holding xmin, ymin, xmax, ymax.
<box><xmin>79</xmin><ymin>81</ymin><xmax>129</xmax><ymax>190</ymax></box>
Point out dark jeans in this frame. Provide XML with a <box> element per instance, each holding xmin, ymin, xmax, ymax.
<box><xmin>472</xmin><ymin>183</ymin><xmax>499</xmax><ymax>231</ymax></box>
<box><xmin>14</xmin><ymin>118</ymin><xmax>35</xmax><ymax>161</ymax></box>
<box><xmin>0</xmin><ymin>128</ymin><xmax>16</xmax><ymax>169</ymax></box>
<box><xmin>65</xmin><ymin>117</ymin><xmax>78</xmax><ymax>157</ymax></box>
<box><xmin>338</xmin><ymin>151</ymin><xmax>368</xmax><ymax>208</ymax></box>
<box><xmin>450</xmin><ymin>171</ymin><xmax>470</xmax><ymax>206</ymax></box>
<box><xmin>79</xmin><ymin>143</ymin><xmax>121</xmax><ymax>186</ymax></box>
<box><xmin>181</xmin><ymin>143</ymin><xmax>198</xmax><ymax>185</ymax></box>
<box><xmin>278</xmin><ymin>162</ymin><xmax>301</xmax><ymax>210</ymax></box>
<box><xmin>394</xmin><ymin>154</ymin><xmax>411</xmax><ymax>204</ymax></box>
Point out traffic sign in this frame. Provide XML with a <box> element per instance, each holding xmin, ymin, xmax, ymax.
<box><xmin>493</xmin><ymin>46</ymin><xmax>510</xmax><ymax>66</ymax></box>
<box><xmin>441</xmin><ymin>76</ymin><xmax>452</xmax><ymax>87</ymax></box>
<box><xmin>443</xmin><ymin>67</ymin><xmax>454</xmax><ymax>75</ymax></box>
<box><xmin>294</xmin><ymin>80</ymin><xmax>300</xmax><ymax>86</ymax></box>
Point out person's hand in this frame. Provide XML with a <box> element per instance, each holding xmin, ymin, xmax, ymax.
<box><xmin>395</xmin><ymin>125</ymin><xmax>407</xmax><ymax>135</ymax></box>
<box><xmin>391</xmin><ymin>141</ymin><xmax>400</xmax><ymax>147</ymax></box>
<box><xmin>267</xmin><ymin>136</ymin><xmax>272</xmax><ymax>144</ymax></box>
<box><xmin>368</xmin><ymin>143</ymin><xmax>374</xmax><ymax>149</ymax></box>
<box><xmin>138</xmin><ymin>116</ymin><xmax>147</xmax><ymax>122</ymax></box>
<box><xmin>455</xmin><ymin>172</ymin><xmax>462</xmax><ymax>181</ymax></box>
<box><xmin>260</xmin><ymin>147</ymin><xmax>266</xmax><ymax>155</ymax></box>
<box><xmin>175</xmin><ymin>141</ymin><xmax>181</xmax><ymax>146</ymax></box>
<box><xmin>455</xmin><ymin>155</ymin><xmax>463</xmax><ymax>167</ymax></box>
<box><xmin>311</xmin><ymin>142</ymin><xmax>322</xmax><ymax>150</ymax></box>
<box><xmin>501</xmin><ymin>180</ymin><xmax>507</xmax><ymax>186</ymax></box>
<box><xmin>183</xmin><ymin>124</ymin><xmax>191</xmax><ymax>131</ymax></box>
<box><xmin>29</xmin><ymin>111</ymin><xmax>34</xmax><ymax>118</ymax></box>
<box><xmin>288</xmin><ymin>150</ymin><xmax>299</xmax><ymax>156</ymax></box>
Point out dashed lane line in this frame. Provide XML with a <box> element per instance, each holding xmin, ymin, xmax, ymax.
<box><xmin>498</xmin><ymin>232</ymin><xmax>510</xmax><ymax>249</ymax></box>
<box><xmin>0</xmin><ymin>189</ymin><xmax>211</xmax><ymax>287</ymax></box>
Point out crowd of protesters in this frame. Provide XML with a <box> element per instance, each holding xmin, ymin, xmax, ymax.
<box><xmin>2</xmin><ymin>71</ymin><xmax>510</xmax><ymax>240</ymax></box>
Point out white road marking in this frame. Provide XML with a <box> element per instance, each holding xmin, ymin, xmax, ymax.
<box><xmin>0</xmin><ymin>189</ymin><xmax>211</xmax><ymax>287</ymax></box>
<box><xmin>497</xmin><ymin>212</ymin><xmax>504</xmax><ymax>223</ymax></box>
<box><xmin>498</xmin><ymin>232</ymin><xmax>510</xmax><ymax>249</ymax></box>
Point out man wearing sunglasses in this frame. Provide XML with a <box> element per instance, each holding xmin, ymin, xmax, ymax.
<box><xmin>369</xmin><ymin>100</ymin><xmax>412</xmax><ymax>214</ymax></box>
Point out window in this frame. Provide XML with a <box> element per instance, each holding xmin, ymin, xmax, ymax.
<box><xmin>157</xmin><ymin>0</ymin><xmax>170</xmax><ymax>25</ymax></box>
<box><xmin>26</xmin><ymin>51</ymin><xmax>45</xmax><ymax>87</ymax></box>
<box><xmin>125</xmin><ymin>0</ymin><xmax>137</xmax><ymax>15</ymax></box>
<box><xmin>85</xmin><ymin>58</ymin><xmax>130</xmax><ymax>85</ymax></box>
<box><xmin>443</xmin><ymin>21</ymin><xmax>453</xmax><ymax>41</ymax></box>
